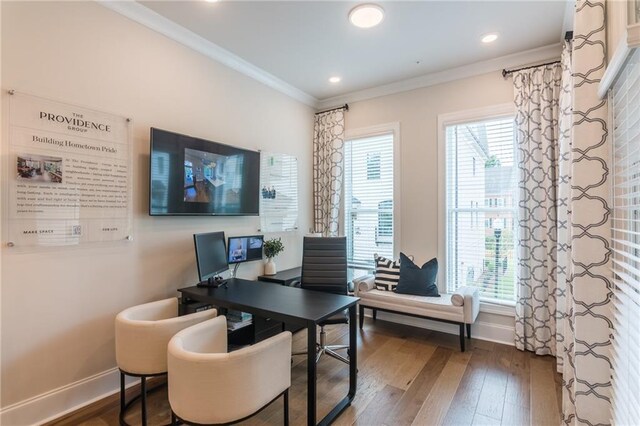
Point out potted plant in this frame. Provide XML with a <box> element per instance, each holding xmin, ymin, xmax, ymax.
<box><xmin>263</xmin><ymin>237</ymin><xmax>284</xmax><ymax>275</ymax></box>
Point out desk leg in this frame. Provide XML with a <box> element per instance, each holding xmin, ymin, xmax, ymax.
<box><xmin>307</xmin><ymin>322</ymin><xmax>317</xmax><ymax>426</ymax></box>
<box><xmin>349</xmin><ymin>305</ymin><xmax>357</xmax><ymax>397</ymax></box>
<box><xmin>316</xmin><ymin>306</ymin><xmax>358</xmax><ymax>426</ymax></box>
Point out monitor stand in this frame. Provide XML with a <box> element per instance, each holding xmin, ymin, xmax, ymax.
<box><xmin>230</xmin><ymin>263</ymin><xmax>241</xmax><ymax>279</ymax></box>
<box><xmin>197</xmin><ymin>275</ymin><xmax>228</xmax><ymax>288</ymax></box>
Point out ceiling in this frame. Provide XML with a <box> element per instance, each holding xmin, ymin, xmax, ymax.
<box><xmin>138</xmin><ymin>1</ymin><xmax>568</xmax><ymax>103</ymax></box>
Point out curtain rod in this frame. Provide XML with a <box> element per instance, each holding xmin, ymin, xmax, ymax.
<box><xmin>502</xmin><ymin>31</ymin><xmax>572</xmax><ymax>78</ymax></box>
<box><xmin>315</xmin><ymin>104</ymin><xmax>349</xmax><ymax>115</ymax></box>
<box><xmin>502</xmin><ymin>60</ymin><xmax>561</xmax><ymax>78</ymax></box>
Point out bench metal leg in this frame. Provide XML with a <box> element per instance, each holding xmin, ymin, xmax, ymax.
<box><xmin>372</xmin><ymin>309</ymin><xmax>377</xmax><ymax>321</ymax></box>
<box><xmin>284</xmin><ymin>389</ymin><xmax>289</xmax><ymax>426</ymax></box>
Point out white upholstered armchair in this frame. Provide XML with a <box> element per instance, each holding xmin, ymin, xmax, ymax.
<box><xmin>115</xmin><ymin>297</ymin><xmax>217</xmax><ymax>426</ymax></box>
<box><xmin>168</xmin><ymin>315</ymin><xmax>292</xmax><ymax>425</ymax></box>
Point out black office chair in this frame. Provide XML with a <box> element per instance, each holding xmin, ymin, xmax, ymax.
<box><xmin>293</xmin><ymin>236</ymin><xmax>350</xmax><ymax>365</ymax></box>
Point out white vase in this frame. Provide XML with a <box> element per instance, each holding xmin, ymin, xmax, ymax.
<box><xmin>264</xmin><ymin>258</ymin><xmax>277</xmax><ymax>275</ymax></box>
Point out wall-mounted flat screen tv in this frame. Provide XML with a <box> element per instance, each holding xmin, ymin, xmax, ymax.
<box><xmin>149</xmin><ymin>128</ymin><xmax>260</xmax><ymax>216</ymax></box>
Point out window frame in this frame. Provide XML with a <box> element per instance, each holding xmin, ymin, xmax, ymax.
<box><xmin>343</xmin><ymin>122</ymin><xmax>401</xmax><ymax>268</ymax></box>
<box><xmin>437</xmin><ymin>104</ymin><xmax>516</xmax><ymax>310</ymax></box>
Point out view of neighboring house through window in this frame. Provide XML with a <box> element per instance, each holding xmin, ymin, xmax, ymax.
<box><xmin>344</xmin><ymin>133</ymin><xmax>394</xmax><ymax>268</ymax></box>
<box><xmin>445</xmin><ymin>117</ymin><xmax>517</xmax><ymax>301</ymax></box>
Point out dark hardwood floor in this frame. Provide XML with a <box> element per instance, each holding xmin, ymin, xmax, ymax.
<box><xmin>47</xmin><ymin>319</ymin><xmax>562</xmax><ymax>426</ymax></box>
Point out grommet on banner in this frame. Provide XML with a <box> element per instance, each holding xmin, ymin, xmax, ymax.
<box><xmin>8</xmin><ymin>89</ymin><xmax>15</xmax><ymax>95</ymax></box>
<box><xmin>126</xmin><ymin>235</ymin><xmax>133</xmax><ymax>241</ymax></box>
<box><xmin>7</xmin><ymin>242</ymin><xmax>15</xmax><ymax>247</ymax></box>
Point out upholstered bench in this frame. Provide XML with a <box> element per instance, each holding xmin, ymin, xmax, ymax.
<box><xmin>354</xmin><ymin>276</ymin><xmax>480</xmax><ymax>351</ymax></box>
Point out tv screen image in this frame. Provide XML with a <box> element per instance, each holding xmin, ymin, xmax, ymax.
<box><xmin>150</xmin><ymin>128</ymin><xmax>260</xmax><ymax>216</ymax></box>
<box><xmin>193</xmin><ymin>231</ymin><xmax>228</xmax><ymax>281</ymax></box>
<box><xmin>228</xmin><ymin>235</ymin><xmax>264</xmax><ymax>264</ymax></box>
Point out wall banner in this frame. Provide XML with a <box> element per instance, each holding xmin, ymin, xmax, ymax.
<box><xmin>7</xmin><ymin>91</ymin><xmax>132</xmax><ymax>247</ymax></box>
<box><xmin>259</xmin><ymin>152</ymin><xmax>299</xmax><ymax>232</ymax></box>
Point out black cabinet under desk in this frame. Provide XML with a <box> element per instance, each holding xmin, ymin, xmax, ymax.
<box><xmin>178</xmin><ymin>297</ymin><xmax>284</xmax><ymax>349</ymax></box>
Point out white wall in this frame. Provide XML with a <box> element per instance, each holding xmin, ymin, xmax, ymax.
<box><xmin>0</xmin><ymin>2</ymin><xmax>313</xmax><ymax>423</ymax></box>
<box><xmin>345</xmin><ymin>71</ymin><xmax>517</xmax><ymax>341</ymax></box>
<box><xmin>607</xmin><ymin>0</ymin><xmax>629</xmax><ymax>63</ymax></box>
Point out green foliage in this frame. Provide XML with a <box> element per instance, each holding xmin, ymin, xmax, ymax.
<box><xmin>485</xmin><ymin>155</ymin><xmax>501</xmax><ymax>168</ymax></box>
<box><xmin>264</xmin><ymin>238</ymin><xmax>284</xmax><ymax>259</ymax></box>
<box><xmin>485</xmin><ymin>235</ymin><xmax>496</xmax><ymax>252</ymax></box>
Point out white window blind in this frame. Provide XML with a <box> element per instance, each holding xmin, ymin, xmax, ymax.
<box><xmin>610</xmin><ymin>48</ymin><xmax>640</xmax><ymax>426</ymax></box>
<box><xmin>445</xmin><ymin>117</ymin><xmax>517</xmax><ymax>301</ymax></box>
<box><xmin>344</xmin><ymin>133</ymin><xmax>394</xmax><ymax>268</ymax></box>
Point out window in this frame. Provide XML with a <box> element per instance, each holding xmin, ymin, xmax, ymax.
<box><xmin>366</xmin><ymin>153</ymin><xmax>381</xmax><ymax>180</ymax></box>
<box><xmin>610</xmin><ymin>48</ymin><xmax>640</xmax><ymax>426</ymax></box>
<box><xmin>444</xmin><ymin>116</ymin><xmax>517</xmax><ymax>302</ymax></box>
<box><xmin>344</xmin><ymin>132</ymin><xmax>395</xmax><ymax>268</ymax></box>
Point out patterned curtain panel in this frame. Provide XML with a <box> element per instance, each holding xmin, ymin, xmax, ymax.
<box><xmin>555</xmin><ymin>40</ymin><xmax>573</xmax><ymax>373</ymax></box>
<box><xmin>563</xmin><ymin>1</ymin><xmax>612</xmax><ymax>424</ymax></box>
<box><xmin>514</xmin><ymin>62</ymin><xmax>563</xmax><ymax>356</ymax></box>
<box><xmin>313</xmin><ymin>109</ymin><xmax>345</xmax><ymax>237</ymax></box>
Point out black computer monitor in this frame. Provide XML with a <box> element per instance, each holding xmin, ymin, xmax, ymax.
<box><xmin>227</xmin><ymin>235</ymin><xmax>264</xmax><ymax>264</ymax></box>
<box><xmin>193</xmin><ymin>231</ymin><xmax>229</xmax><ymax>281</ymax></box>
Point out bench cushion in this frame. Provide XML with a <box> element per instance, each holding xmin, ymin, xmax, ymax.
<box><xmin>354</xmin><ymin>275</ymin><xmax>481</xmax><ymax>324</ymax></box>
<box><xmin>359</xmin><ymin>289</ymin><xmax>465</xmax><ymax>323</ymax></box>
<box><xmin>360</xmin><ymin>289</ymin><xmax>457</xmax><ymax>312</ymax></box>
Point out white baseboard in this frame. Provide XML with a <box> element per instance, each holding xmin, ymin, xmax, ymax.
<box><xmin>0</xmin><ymin>367</ymin><xmax>137</xmax><ymax>426</ymax></box>
<box><xmin>365</xmin><ymin>311</ymin><xmax>515</xmax><ymax>346</ymax></box>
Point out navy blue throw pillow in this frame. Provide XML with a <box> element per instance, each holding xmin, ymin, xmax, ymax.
<box><xmin>394</xmin><ymin>253</ymin><xmax>440</xmax><ymax>297</ymax></box>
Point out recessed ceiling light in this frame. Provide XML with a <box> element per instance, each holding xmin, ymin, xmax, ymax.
<box><xmin>481</xmin><ymin>33</ymin><xmax>499</xmax><ymax>43</ymax></box>
<box><xmin>329</xmin><ymin>76</ymin><xmax>341</xmax><ymax>83</ymax></box>
<box><xmin>205</xmin><ymin>0</ymin><xmax>218</xmax><ymax>3</ymax></box>
<box><xmin>349</xmin><ymin>4</ymin><xmax>384</xmax><ymax>29</ymax></box>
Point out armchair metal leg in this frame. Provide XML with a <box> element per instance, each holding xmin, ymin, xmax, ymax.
<box><xmin>120</xmin><ymin>371</ymin><xmax>126</xmax><ymax>416</ymax></box>
<box><xmin>459</xmin><ymin>324</ymin><xmax>465</xmax><ymax>352</ymax></box>
<box><xmin>171</xmin><ymin>411</ymin><xmax>178</xmax><ymax>426</ymax></box>
<box><xmin>118</xmin><ymin>370</ymin><xmax>167</xmax><ymax>426</ymax></box>
<box><xmin>140</xmin><ymin>377</ymin><xmax>147</xmax><ymax>426</ymax></box>
<box><xmin>372</xmin><ymin>309</ymin><xmax>377</xmax><ymax>321</ymax></box>
<box><xmin>359</xmin><ymin>304</ymin><xmax>364</xmax><ymax>329</ymax></box>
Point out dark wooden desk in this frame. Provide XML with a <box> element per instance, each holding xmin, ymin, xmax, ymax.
<box><xmin>178</xmin><ymin>278</ymin><xmax>359</xmax><ymax>426</ymax></box>
<box><xmin>258</xmin><ymin>266</ymin><xmax>302</xmax><ymax>286</ymax></box>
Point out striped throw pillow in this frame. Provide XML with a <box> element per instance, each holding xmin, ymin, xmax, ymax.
<box><xmin>374</xmin><ymin>255</ymin><xmax>400</xmax><ymax>291</ymax></box>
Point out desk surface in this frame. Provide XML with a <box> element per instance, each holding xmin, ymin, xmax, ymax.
<box><xmin>179</xmin><ymin>278</ymin><xmax>359</xmax><ymax>324</ymax></box>
<box><xmin>257</xmin><ymin>266</ymin><xmax>301</xmax><ymax>284</ymax></box>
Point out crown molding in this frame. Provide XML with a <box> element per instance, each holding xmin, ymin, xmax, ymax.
<box><xmin>98</xmin><ymin>1</ymin><xmax>562</xmax><ymax>112</ymax></box>
<box><xmin>97</xmin><ymin>0</ymin><xmax>318</xmax><ymax>107</ymax></box>
<box><xmin>316</xmin><ymin>43</ymin><xmax>563</xmax><ymax>110</ymax></box>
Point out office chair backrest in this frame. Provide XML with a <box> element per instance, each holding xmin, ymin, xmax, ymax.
<box><xmin>301</xmin><ymin>236</ymin><xmax>348</xmax><ymax>295</ymax></box>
